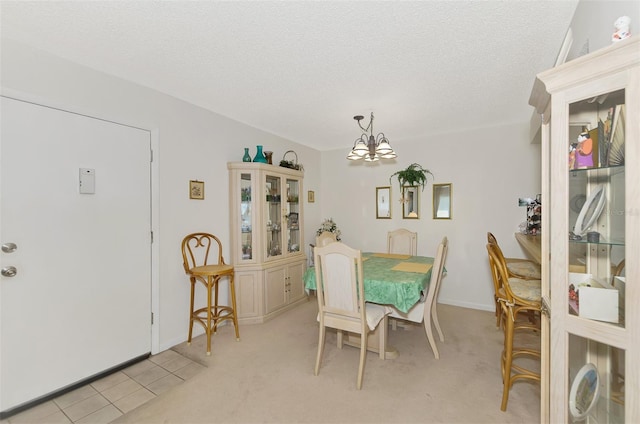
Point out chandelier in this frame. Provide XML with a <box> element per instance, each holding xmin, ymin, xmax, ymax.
<box><xmin>346</xmin><ymin>112</ymin><xmax>397</xmax><ymax>162</ymax></box>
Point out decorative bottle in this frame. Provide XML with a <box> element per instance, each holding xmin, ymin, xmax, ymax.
<box><xmin>253</xmin><ymin>145</ymin><xmax>267</xmax><ymax>163</ymax></box>
<box><xmin>242</xmin><ymin>147</ymin><xmax>252</xmax><ymax>162</ymax></box>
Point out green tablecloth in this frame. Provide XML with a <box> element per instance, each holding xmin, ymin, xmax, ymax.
<box><xmin>304</xmin><ymin>252</ymin><xmax>435</xmax><ymax>313</ymax></box>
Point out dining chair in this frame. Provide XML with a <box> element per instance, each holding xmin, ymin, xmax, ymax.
<box><xmin>387</xmin><ymin>228</ymin><xmax>417</xmax><ymax>256</ymax></box>
<box><xmin>487</xmin><ymin>232</ymin><xmax>541</xmax><ymax>328</ymax></box>
<box><xmin>487</xmin><ymin>232</ymin><xmax>541</xmax><ymax>280</ymax></box>
<box><xmin>181</xmin><ymin>232</ymin><xmax>240</xmax><ymax>356</ymax></box>
<box><xmin>487</xmin><ymin>242</ymin><xmax>541</xmax><ymax>411</ymax></box>
<box><xmin>313</xmin><ymin>242</ymin><xmax>390</xmax><ymax>389</ymax></box>
<box><xmin>388</xmin><ymin>237</ymin><xmax>449</xmax><ymax>359</ymax></box>
<box><xmin>387</xmin><ymin>228</ymin><xmax>418</xmax><ymax>330</ymax></box>
<box><xmin>316</xmin><ymin>231</ymin><xmax>338</xmax><ymax>247</ymax></box>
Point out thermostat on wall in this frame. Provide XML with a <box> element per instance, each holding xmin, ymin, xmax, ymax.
<box><xmin>79</xmin><ymin>168</ymin><xmax>95</xmax><ymax>194</ymax></box>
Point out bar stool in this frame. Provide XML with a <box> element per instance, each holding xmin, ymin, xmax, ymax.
<box><xmin>181</xmin><ymin>233</ymin><xmax>240</xmax><ymax>355</ymax></box>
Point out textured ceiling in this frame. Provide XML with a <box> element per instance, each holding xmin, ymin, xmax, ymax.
<box><xmin>1</xmin><ymin>1</ymin><xmax>578</xmax><ymax>151</ymax></box>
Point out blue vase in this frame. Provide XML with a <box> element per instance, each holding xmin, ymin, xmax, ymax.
<box><xmin>242</xmin><ymin>147</ymin><xmax>252</xmax><ymax>162</ymax></box>
<box><xmin>253</xmin><ymin>145</ymin><xmax>267</xmax><ymax>163</ymax></box>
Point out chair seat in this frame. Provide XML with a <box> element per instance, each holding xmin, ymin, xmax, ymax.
<box><xmin>190</xmin><ymin>264</ymin><xmax>234</xmax><ymax>276</ymax></box>
<box><xmin>499</xmin><ymin>278</ymin><xmax>541</xmax><ymax>303</ymax></box>
<box><xmin>506</xmin><ymin>260</ymin><xmax>541</xmax><ymax>279</ymax></box>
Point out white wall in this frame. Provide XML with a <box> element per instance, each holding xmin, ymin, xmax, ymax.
<box><xmin>1</xmin><ymin>37</ymin><xmax>541</xmax><ymax>354</ymax></box>
<box><xmin>320</xmin><ymin>123</ymin><xmax>541</xmax><ymax>310</ymax></box>
<box><xmin>566</xmin><ymin>1</ymin><xmax>639</xmax><ymax>61</ymax></box>
<box><xmin>1</xmin><ymin>38</ymin><xmax>322</xmax><ymax>352</ymax></box>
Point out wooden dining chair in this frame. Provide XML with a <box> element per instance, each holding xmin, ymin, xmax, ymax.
<box><xmin>487</xmin><ymin>242</ymin><xmax>541</xmax><ymax>411</ymax></box>
<box><xmin>387</xmin><ymin>228</ymin><xmax>417</xmax><ymax>256</ymax></box>
<box><xmin>388</xmin><ymin>237</ymin><xmax>449</xmax><ymax>359</ymax></box>
<box><xmin>315</xmin><ymin>231</ymin><xmax>338</xmax><ymax>247</ymax></box>
<box><xmin>387</xmin><ymin>228</ymin><xmax>418</xmax><ymax>330</ymax></box>
<box><xmin>487</xmin><ymin>232</ymin><xmax>541</xmax><ymax>280</ymax></box>
<box><xmin>313</xmin><ymin>242</ymin><xmax>389</xmax><ymax>389</ymax></box>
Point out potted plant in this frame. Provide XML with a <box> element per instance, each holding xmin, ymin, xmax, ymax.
<box><xmin>389</xmin><ymin>163</ymin><xmax>433</xmax><ymax>192</ymax></box>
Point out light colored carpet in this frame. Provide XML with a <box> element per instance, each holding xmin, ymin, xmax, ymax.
<box><xmin>112</xmin><ymin>298</ymin><xmax>540</xmax><ymax>424</ymax></box>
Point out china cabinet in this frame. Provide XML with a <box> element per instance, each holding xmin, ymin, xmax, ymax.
<box><xmin>227</xmin><ymin>162</ymin><xmax>307</xmax><ymax>324</ymax></box>
<box><xmin>529</xmin><ymin>37</ymin><xmax>638</xmax><ymax>423</ymax></box>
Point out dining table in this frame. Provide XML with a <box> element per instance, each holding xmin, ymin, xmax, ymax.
<box><xmin>304</xmin><ymin>252</ymin><xmax>436</xmax><ymax>359</ymax></box>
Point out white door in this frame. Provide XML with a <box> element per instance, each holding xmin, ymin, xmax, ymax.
<box><xmin>0</xmin><ymin>97</ymin><xmax>152</xmax><ymax>412</ymax></box>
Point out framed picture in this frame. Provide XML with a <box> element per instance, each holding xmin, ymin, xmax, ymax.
<box><xmin>376</xmin><ymin>186</ymin><xmax>391</xmax><ymax>219</ymax></box>
<box><xmin>433</xmin><ymin>183</ymin><xmax>452</xmax><ymax>219</ymax></box>
<box><xmin>288</xmin><ymin>212</ymin><xmax>299</xmax><ymax>225</ymax></box>
<box><xmin>189</xmin><ymin>180</ymin><xmax>204</xmax><ymax>200</ymax></box>
<box><xmin>308</xmin><ymin>190</ymin><xmax>315</xmax><ymax>203</ymax></box>
<box><xmin>402</xmin><ymin>186</ymin><xmax>419</xmax><ymax>219</ymax></box>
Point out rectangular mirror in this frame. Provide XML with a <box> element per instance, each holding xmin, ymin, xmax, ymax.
<box><xmin>433</xmin><ymin>183</ymin><xmax>452</xmax><ymax>219</ymax></box>
<box><xmin>402</xmin><ymin>186</ymin><xmax>419</xmax><ymax>219</ymax></box>
<box><xmin>376</xmin><ymin>186</ymin><xmax>391</xmax><ymax>219</ymax></box>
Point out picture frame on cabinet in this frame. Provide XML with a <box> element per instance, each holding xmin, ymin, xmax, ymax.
<box><xmin>189</xmin><ymin>180</ymin><xmax>204</xmax><ymax>200</ymax></box>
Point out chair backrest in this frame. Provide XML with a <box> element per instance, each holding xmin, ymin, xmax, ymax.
<box><xmin>486</xmin><ymin>242</ymin><xmax>508</xmax><ymax>303</ymax></box>
<box><xmin>387</xmin><ymin>228</ymin><xmax>417</xmax><ymax>256</ymax></box>
<box><xmin>181</xmin><ymin>232</ymin><xmax>225</xmax><ymax>274</ymax></box>
<box><xmin>316</xmin><ymin>231</ymin><xmax>338</xmax><ymax>247</ymax></box>
<box><xmin>423</xmin><ymin>237</ymin><xmax>449</xmax><ymax>317</ymax></box>
<box><xmin>487</xmin><ymin>231</ymin><xmax>498</xmax><ymax>245</ymax></box>
<box><xmin>313</xmin><ymin>242</ymin><xmax>366</xmax><ymax>332</ymax></box>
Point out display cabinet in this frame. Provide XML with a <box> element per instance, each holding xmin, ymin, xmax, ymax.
<box><xmin>529</xmin><ymin>37</ymin><xmax>638</xmax><ymax>423</ymax></box>
<box><xmin>227</xmin><ymin>162</ymin><xmax>307</xmax><ymax>324</ymax></box>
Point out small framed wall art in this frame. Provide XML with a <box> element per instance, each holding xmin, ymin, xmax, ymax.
<box><xmin>308</xmin><ymin>190</ymin><xmax>315</xmax><ymax>203</ymax></box>
<box><xmin>189</xmin><ymin>180</ymin><xmax>204</xmax><ymax>200</ymax></box>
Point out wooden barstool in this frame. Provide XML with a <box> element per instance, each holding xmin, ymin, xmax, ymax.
<box><xmin>181</xmin><ymin>233</ymin><xmax>240</xmax><ymax>355</ymax></box>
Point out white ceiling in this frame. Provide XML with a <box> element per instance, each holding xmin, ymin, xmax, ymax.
<box><xmin>1</xmin><ymin>1</ymin><xmax>578</xmax><ymax>152</ymax></box>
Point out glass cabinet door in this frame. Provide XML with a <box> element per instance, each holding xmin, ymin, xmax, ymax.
<box><xmin>563</xmin><ymin>89</ymin><xmax>626</xmax><ymax>424</ymax></box>
<box><xmin>265</xmin><ymin>173</ymin><xmax>282</xmax><ymax>259</ymax></box>
<box><xmin>286</xmin><ymin>178</ymin><xmax>301</xmax><ymax>254</ymax></box>
<box><xmin>240</xmin><ymin>172</ymin><xmax>254</xmax><ymax>260</ymax></box>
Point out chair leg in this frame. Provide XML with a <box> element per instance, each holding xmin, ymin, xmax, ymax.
<box><xmin>501</xmin><ymin>307</ymin><xmax>515</xmax><ymax>411</ymax></box>
<box><xmin>206</xmin><ymin>277</ymin><xmax>213</xmax><ymax>356</ymax></box>
<box><xmin>212</xmin><ymin>279</ymin><xmax>219</xmax><ymax>335</ymax></box>
<box><xmin>315</xmin><ymin>325</ymin><xmax>326</xmax><ymax>376</ymax></box>
<box><xmin>357</xmin><ymin>331</ymin><xmax>367</xmax><ymax>390</ymax></box>
<box><xmin>228</xmin><ymin>275</ymin><xmax>241</xmax><ymax>341</ymax></box>
<box><xmin>423</xmin><ymin>318</ymin><xmax>440</xmax><ymax>360</ymax></box>
<box><xmin>390</xmin><ymin>317</ymin><xmax>398</xmax><ymax>331</ymax></box>
<box><xmin>431</xmin><ymin>304</ymin><xmax>445</xmax><ymax>342</ymax></box>
<box><xmin>337</xmin><ymin>330</ymin><xmax>343</xmax><ymax>349</ymax></box>
<box><xmin>188</xmin><ymin>279</ymin><xmax>196</xmax><ymax>345</ymax></box>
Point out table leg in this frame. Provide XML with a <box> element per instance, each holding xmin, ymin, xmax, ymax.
<box><xmin>343</xmin><ymin>316</ymin><xmax>399</xmax><ymax>359</ymax></box>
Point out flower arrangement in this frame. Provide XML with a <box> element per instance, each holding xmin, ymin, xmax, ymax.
<box><xmin>316</xmin><ymin>218</ymin><xmax>341</xmax><ymax>241</ymax></box>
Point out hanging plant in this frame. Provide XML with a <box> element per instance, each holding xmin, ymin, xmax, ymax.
<box><xmin>389</xmin><ymin>163</ymin><xmax>433</xmax><ymax>192</ymax></box>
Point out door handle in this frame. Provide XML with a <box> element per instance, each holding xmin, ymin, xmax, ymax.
<box><xmin>2</xmin><ymin>266</ymin><xmax>17</xmax><ymax>277</ymax></box>
<box><xmin>2</xmin><ymin>243</ymin><xmax>18</xmax><ymax>253</ymax></box>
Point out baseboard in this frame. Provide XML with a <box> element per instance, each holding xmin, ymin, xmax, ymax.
<box><xmin>438</xmin><ymin>298</ymin><xmax>494</xmax><ymax>312</ymax></box>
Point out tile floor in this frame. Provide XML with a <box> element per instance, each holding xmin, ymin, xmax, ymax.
<box><xmin>2</xmin><ymin>349</ymin><xmax>205</xmax><ymax>424</ymax></box>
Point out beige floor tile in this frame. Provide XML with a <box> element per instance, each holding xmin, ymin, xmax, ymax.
<box><xmin>145</xmin><ymin>374</ymin><xmax>183</xmax><ymax>396</ymax></box>
<box><xmin>12</xmin><ymin>410</ymin><xmax>71</xmax><ymax>424</ymax></box>
<box><xmin>90</xmin><ymin>372</ymin><xmax>130</xmax><ymax>393</ymax></box>
<box><xmin>128</xmin><ymin>365</ymin><xmax>169</xmax><ymax>386</ymax></box>
<box><xmin>53</xmin><ymin>385</ymin><xmax>99</xmax><ymax>410</ymax></box>
<box><xmin>7</xmin><ymin>401</ymin><xmax>62</xmax><ymax>423</ymax></box>
<box><xmin>74</xmin><ymin>405</ymin><xmax>122</xmax><ymax>424</ymax></box>
<box><xmin>112</xmin><ymin>388</ymin><xmax>156</xmax><ymax>414</ymax></box>
<box><xmin>172</xmin><ymin>361</ymin><xmax>206</xmax><ymax>380</ymax></box>
<box><xmin>121</xmin><ymin>360</ymin><xmax>156</xmax><ymax>378</ymax></box>
<box><xmin>148</xmin><ymin>350</ymin><xmax>182</xmax><ymax>366</ymax></box>
<box><xmin>157</xmin><ymin>356</ymin><xmax>192</xmax><ymax>373</ymax></box>
<box><xmin>62</xmin><ymin>394</ymin><xmax>109</xmax><ymax>422</ymax></box>
<box><xmin>100</xmin><ymin>379</ymin><xmax>143</xmax><ymax>403</ymax></box>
